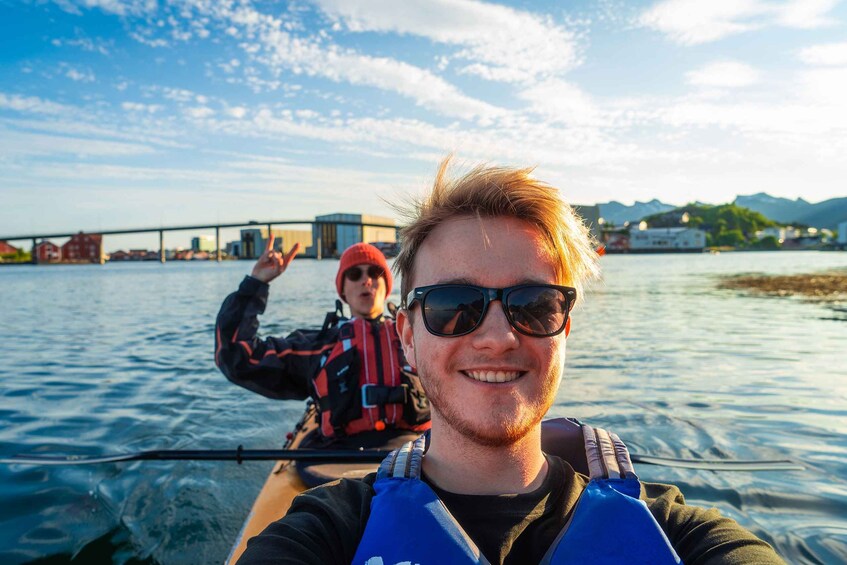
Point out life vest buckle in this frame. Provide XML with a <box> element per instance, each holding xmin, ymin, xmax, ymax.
<box><xmin>362</xmin><ymin>383</ymin><xmax>409</xmax><ymax>408</ymax></box>
<box><xmin>361</xmin><ymin>384</ymin><xmax>378</xmax><ymax>409</ymax></box>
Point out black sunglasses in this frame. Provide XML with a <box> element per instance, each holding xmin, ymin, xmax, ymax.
<box><xmin>404</xmin><ymin>283</ymin><xmax>576</xmax><ymax>338</ymax></box>
<box><xmin>345</xmin><ymin>265</ymin><xmax>385</xmax><ymax>282</ymax></box>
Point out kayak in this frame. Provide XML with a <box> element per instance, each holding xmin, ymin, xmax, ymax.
<box><xmin>225</xmin><ymin>405</ymin><xmax>421</xmax><ymax>564</ymax></box>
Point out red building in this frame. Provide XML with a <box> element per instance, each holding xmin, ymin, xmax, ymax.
<box><xmin>36</xmin><ymin>240</ymin><xmax>62</xmax><ymax>263</ymax></box>
<box><xmin>0</xmin><ymin>241</ymin><xmax>19</xmax><ymax>255</ymax></box>
<box><xmin>62</xmin><ymin>232</ymin><xmax>104</xmax><ymax>263</ymax></box>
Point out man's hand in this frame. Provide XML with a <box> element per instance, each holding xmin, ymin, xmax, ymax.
<box><xmin>251</xmin><ymin>235</ymin><xmax>301</xmax><ymax>284</ymax></box>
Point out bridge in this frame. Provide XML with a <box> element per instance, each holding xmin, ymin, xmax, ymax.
<box><xmin>0</xmin><ymin>219</ymin><xmax>399</xmax><ymax>264</ymax></box>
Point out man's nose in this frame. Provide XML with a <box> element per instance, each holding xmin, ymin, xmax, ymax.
<box><xmin>469</xmin><ymin>300</ymin><xmax>519</xmax><ymax>351</ymax></box>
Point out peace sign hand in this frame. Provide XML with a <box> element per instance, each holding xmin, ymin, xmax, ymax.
<box><xmin>250</xmin><ymin>234</ymin><xmax>301</xmax><ymax>284</ymax></box>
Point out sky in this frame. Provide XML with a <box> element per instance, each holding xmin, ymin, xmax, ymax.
<box><xmin>1</xmin><ymin>0</ymin><xmax>846</xmax><ymax>251</ymax></box>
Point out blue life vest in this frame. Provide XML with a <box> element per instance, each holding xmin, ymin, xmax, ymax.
<box><xmin>352</xmin><ymin>425</ymin><xmax>682</xmax><ymax>565</ymax></box>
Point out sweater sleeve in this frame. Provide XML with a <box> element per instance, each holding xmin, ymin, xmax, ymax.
<box><xmin>236</xmin><ymin>476</ymin><xmax>376</xmax><ymax>565</ymax></box>
<box><xmin>642</xmin><ymin>482</ymin><xmax>787</xmax><ymax>565</ymax></box>
<box><xmin>215</xmin><ymin>276</ymin><xmax>336</xmax><ymax>400</ymax></box>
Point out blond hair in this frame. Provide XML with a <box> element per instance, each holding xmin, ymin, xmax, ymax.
<box><xmin>395</xmin><ymin>157</ymin><xmax>600</xmax><ymax>301</ymax></box>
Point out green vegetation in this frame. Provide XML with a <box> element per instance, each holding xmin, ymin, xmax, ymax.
<box><xmin>0</xmin><ymin>250</ymin><xmax>32</xmax><ymax>263</ymax></box>
<box><xmin>748</xmin><ymin>235</ymin><xmax>780</xmax><ymax>250</ymax></box>
<box><xmin>642</xmin><ymin>203</ymin><xmax>778</xmax><ymax>249</ymax></box>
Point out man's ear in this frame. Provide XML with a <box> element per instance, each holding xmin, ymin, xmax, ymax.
<box><xmin>395</xmin><ymin>308</ymin><xmax>417</xmax><ymax>370</ymax></box>
<box><xmin>565</xmin><ymin>316</ymin><xmax>571</xmax><ymax>337</ymax></box>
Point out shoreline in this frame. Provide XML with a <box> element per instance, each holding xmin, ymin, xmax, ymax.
<box><xmin>718</xmin><ymin>268</ymin><xmax>847</xmax><ymax>303</ymax></box>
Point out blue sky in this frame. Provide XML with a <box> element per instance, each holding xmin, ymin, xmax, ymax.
<box><xmin>2</xmin><ymin>0</ymin><xmax>846</xmax><ymax>251</ymax></box>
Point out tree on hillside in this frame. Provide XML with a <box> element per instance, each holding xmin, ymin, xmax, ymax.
<box><xmin>642</xmin><ymin>203</ymin><xmax>777</xmax><ymax>247</ymax></box>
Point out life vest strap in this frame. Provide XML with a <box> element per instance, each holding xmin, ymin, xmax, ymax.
<box><xmin>583</xmin><ymin>425</ymin><xmax>637</xmax><ymax>483</ymax></box>
<box><xmin>378</xmin><ymin>431</ymin><xmax>427</xmax><ymax>480</ymax></box>
<box><xmin>362</xmin><ymin>383</ymin><xmax>408</xmax><ymax>408</ymax></box>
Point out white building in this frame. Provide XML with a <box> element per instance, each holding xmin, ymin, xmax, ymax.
<box><xmin>629</xmin><ymin>227</ymin><xmax>706</xmax><ymax>252</ymax></box>
<box><xmin>838</xmin><ymin>221</ymin><xmax>847</xmax><ymax>246</ymax></box>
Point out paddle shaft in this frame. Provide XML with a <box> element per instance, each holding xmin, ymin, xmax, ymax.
<box><xmin>0</xmin><ymin>447</ymin><xmax>804</xmax><ymax>471</ymax></box>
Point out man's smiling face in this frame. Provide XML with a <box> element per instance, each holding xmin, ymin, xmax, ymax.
<box><xmin>397</xmin><ymin>215</ymin><xmax>567</xmax><ymax>447</ymax></box>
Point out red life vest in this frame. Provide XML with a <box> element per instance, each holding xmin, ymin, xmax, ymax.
<box><xmin>312</xmin><ymin>317</ymin><xmax>430</xmax><ymax>438</ymax></box>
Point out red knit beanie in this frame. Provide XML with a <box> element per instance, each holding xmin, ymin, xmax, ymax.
<box><xmin>335</xmin><ymin>243</ymin><xmax>393</xmax><ymax>299</ymax></box>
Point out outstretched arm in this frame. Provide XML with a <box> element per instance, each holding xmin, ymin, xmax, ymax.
<box><xmin>214</xmin><ymin>275</ymin><xmax>335</xmax><ymax>400</ymax></box>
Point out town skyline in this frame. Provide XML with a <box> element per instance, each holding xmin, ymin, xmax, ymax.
<box><xmin>2</xmin><ymin>0</ymin><xmax>847</xmax><ymax>248</ymax></box>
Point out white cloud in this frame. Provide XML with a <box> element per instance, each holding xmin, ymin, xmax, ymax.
<box><xmin>5</xmin><ymin>117</ymin><xmax>192</xmax><ymax>149</ymax></box>
<box><xmin>312</xmin><ymin>0</ymin><xmax>580</xmax><ymax>82</ymax></box>
<box><xmin>184</xmin><ymin>106</ymin><xmax>214</xmax><ymax>119</ymax></box>
<box><xmin>639</xmin><ymin>0</ymin><xmax>838</xmax><ymax>45</ymax></box>
<box><xmin>686</xmin><ymin>61</ymin><xmax>760</xmax><ymax>88</ymax></box>
<box><xmin>66</xmin><ymin>67</ymin><xmax>96</xmax><ymax>82</ymax></box>
<box><xmin>121</xmin><ymin>102</ymin><xmax>163</xmax><ymax>113</ymax></box>
<box><xmin>226</xmin><ymin>106</ymin><xmax>247</xmax><ymax>119</ymax></box>
<box><xmin>54</xmin><ymin>0</ymin><xmax>157</xmax><ymax>17</ymax></box>
<box><xmin>0</xmin><ymin>127</ymin><xmax>155</xmax><ymax>158</ymax></box>
<box><xmin>51</xmin><ymin>36</ymin><xmax>112</xmax><ymax>55</ymax></box>
<box><xmin>774</xmin><ymin>0</ymin><xmax>839</xmax><ymax>28</ymax></box>
<box><xmin>159</xmin><ymin>87</ymin><xmax>197</xmax><ymax>102</ymax></box>
<box><xmin>799</xmin><ymin>67</ymin><xmax>847</xmax><ymax>105</ymax></box>
<box><xmin>797</xmin><ymin>42</ymin><xmax>847</xmax><ymax>66</ymax></box>
<box><xmin>139</xmin><ymin>1</ymin><xmax>506</xmax><ymax>121</ymax></box>
<box><xmin>0</xmin><ymin>93</ymin><xmax>74</xmax><ymax>115</ymax></box>
<box><xmin>518</xmin><ymin>79</ymin><xmax>602</xmax><ymax>125</ymax></box>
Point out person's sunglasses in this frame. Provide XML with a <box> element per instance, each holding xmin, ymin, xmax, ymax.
<box><xmin>404</xmin><ymin>283</ymin><xmax>576</xmax><ymax>338</ymax></box>
<box><xmin>345</xmin><ymin>265</ymin><xmax>384</xmax><ymax>282</ymax></box>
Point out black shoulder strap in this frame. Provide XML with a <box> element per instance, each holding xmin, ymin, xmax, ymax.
<box><xmin>318</xmin><ymin>299</ymin><xmax>348</xmax><ymax>337</ymax></box>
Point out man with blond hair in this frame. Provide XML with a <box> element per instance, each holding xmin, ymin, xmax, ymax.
<box><xmin>236</xmin><ymin>159</ymin><xmax>784</xmax><ymax>564</ymax></box>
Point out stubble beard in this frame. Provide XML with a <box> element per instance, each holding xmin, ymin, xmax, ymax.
<box><xmin>419</xmin><ymin>362</ymin><xmax>562</xmax><ymax>448</ymax></box>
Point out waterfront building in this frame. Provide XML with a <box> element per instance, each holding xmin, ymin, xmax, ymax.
<box><xmin>191</xmin><ymin>235</ymin><xmax>216</xmax><ymax>253</ymax></box>
<box><xmin>629</xmin><ymin>226</ymin><xmax>706</xmax><ymax>252</ymax></box>
<box><xmin>240</xmin><ymin>228</ymin><xmax>312</xmax><ymax>260</ymax></box>
<box><xmin>36</xmin><ymin>240</ymin><xmax>62</xmax><ymax>263</ymax></box>
<box><xmin>837</xmin><ymin>221</ymin><xmax>847</xmax><ymax>249</ymax></box>
<box><xmin>312</xmin><ymin>213</ymin><xmax>396</xmax><ymax>258</ymax></box>
<box><xmin>0</xmin><ymin>241</ymin><xmax>19</xmax><ymax>255</ymax></box>
<box><xmin>61</xmin><ymin>232</ymin><xmax>104</xmax><ymax>263</ymax></box>
<box><xmin>603</xmin><ymin>232</ymin><xmax>630</xmax><ymax>253</ymax></box>
<box><xmin>109</xmin><ymin>250</ymin><xmax>130</xmax><ymax>261</ymax></box>
<box><xmin>225</xmin><ymin>240</ymin><xmax>242</xmax><ymax>258</ymax></box>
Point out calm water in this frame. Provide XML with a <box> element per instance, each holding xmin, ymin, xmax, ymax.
<box><xmin>1</xmin><ymin>251</ymin><xmax>846</xmax><ymax>564</ymax></box>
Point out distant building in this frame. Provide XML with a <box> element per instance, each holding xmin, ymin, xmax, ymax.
<box><xmin>0</xmin><ymin>241</ymin><xmax>20</xmax><ymax>255</ymax></box>
<box><xmin>837</xmin><ymin>221</ymin><xmax>847</xmax><ymax>248</ymax></box>
<box><xmin>573</xmin><ymin>205</ymin><xmax>602</xmax><ymax>242</ymax></box>
<box><xmin>782</xmin><ymin>236</ymin><xmax>824</xmax><ymax>250</ymax></box>
<box><xmin>225</xmin><ymin>240</ymin><xmax>242</xmax><ymax>258</ymax></box>
<box><xmin>630</xmin><ymin>227</ymin><xmax>706</xmax><ymax>253</ymax></box>
<box><xmin>191</xmin><ymin>235</ymin><xmax>217</xmax><ymax>253</ymax></box>
<box><xmin>36</xmin><ymin>240</ymin><xmax>62</xmax><ymax>263</ymax></box>
<box><xmin>62</xmin><ymin>232</ymin><xmax>104</xmax><ymax>263</ymax></box>
<box><xmin>313</xmin><ymin>213</ymin><xmax>396</xmax><ymax>258</ymax></box>
<box><xmin>109</xmin><ymin>250</ymin><xmax>131</xmax><ymax>261</ymax></box>
<box><xmin>603</xmin><ymin>232</ymin><xmax>630</xmax><ymax>253</ymax></box>
<box><xmin>240</xmin><ymin>228</ymin><xmax>313</xmax><ymax>260</ymax></box>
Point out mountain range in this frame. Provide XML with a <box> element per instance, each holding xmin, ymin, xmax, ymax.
<box><xmin>597</xmin><ymin>194</ymin><xmax>847</xmax><ymax>230</ymax></box>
